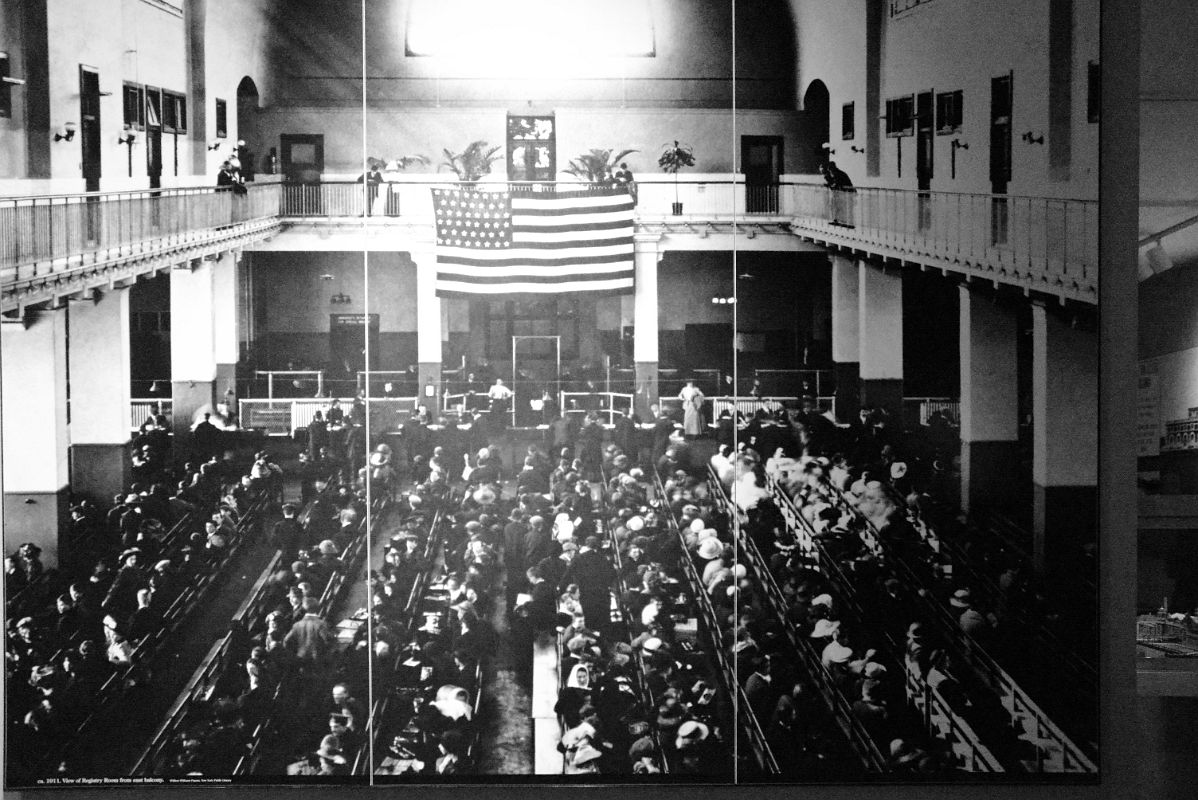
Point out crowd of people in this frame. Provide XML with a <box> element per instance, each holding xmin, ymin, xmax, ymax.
<box><xmin>5</xmin><ymin>377</ymin><xmax>1095</xmax><ymax>781</ymax></box>
<box><xmin>4</xmin><ymin>425</ymin><xmax>284</xmax><ymax>781</ymax></box>
<box><xmin>141</xmin><ymin>456</ymin><xmax>384</xmax><ymax>776</ymax></box>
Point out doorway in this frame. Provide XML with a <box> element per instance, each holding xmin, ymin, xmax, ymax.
<box><xmin>801</xmin><ymin>80</ymin><xmax>830</xmax><ymax>173</ymax></box>
<box><xmin>79</xmin><ymin>65</ymin><xmax>102</xmax><ymax>243</ymax></box>
<box><xmin>989</xmin><ymin>73</ymin><xmax>1013</xmax><ymax>244</ymax></box>
<box><xmin>330</xmin><ymin>313</ymin><xmax>380</xmax><ymax>379</ymax></box>
<box><xmin>512</xmin><ymin>335</ymin><xmax>561</xmax><ymax>427</ymax></box>
<box><xmin>281</xmin><ymin>134</ymin><xmax>324</xmax><ymax>183</ymax></box>
<box><xmin>742</xmin><ymin>136</ymin><xmax>783</xmax><ymax>213</ymax></box>
<box><xmin>281</xmin><ymin>134</ymin><xmax>324</xmax><ymax>215</ymax></box>
<box><xmin>145</xmin><ymin>87</ymin><xmax>163</xmax><ymax>191</ymax></box>
<box><xmin>916</xmin><ymin>90</ymin><xmax>933</xmax><ymax>230</ymax></box>
<box><xmin>237</xmin><ymin>77</ymin><xmax>260</xmax><ymax>177</ymax></box>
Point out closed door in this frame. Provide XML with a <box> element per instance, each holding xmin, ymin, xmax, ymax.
<box><xmin>742</xmin><ymin>136</ymin><xmax>783</xmax><ymax>213</ymax></box>
<box><xmin>281</xmin><ymin>134</ymin><xmax>324</xmax><ymax>183</ymax></box>
<box><xmin>916</xmin><ymin>91</ymin><xmax>934</xmax><ymax>230</ymax></box>
<box><xmin>989</xmin><ymin>73</ymin><xmax>1013</xmax><ymax>244</ymax></box>
<box><xmin>916</xmin><ymin>92</ymin><xmax>933</xmax><ymax>190</ymax></box>
<box><xmin>79</xmin><ymin>66</ymin><xmax>101</xmax><ymax>192</ymax></box>
<box><xmin>989</xmin><ymin>73</ymin><xmax>1013</xmax><ymax>194</ymax></box>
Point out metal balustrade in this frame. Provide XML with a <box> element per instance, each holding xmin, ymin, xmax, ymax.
<box><xmin>3</xmin><ymin>178</ymin><xmax>1095</xmax><ymax>309</ymax></box>
<box><xmin>783</xmin><ymin>183</ymin><xmax>1098</xmax><ymax>297</ymax></box>
<box><xmin>130</xmin><ymin>398</ymin><xmax>173</xmax><ymax>430</ymax></box>
<box><xmin>1</xmin><ymin>184</ymin><xmax>280</xmax><ymax>283</ymax></box>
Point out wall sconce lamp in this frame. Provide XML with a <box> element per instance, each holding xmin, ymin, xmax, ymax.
<box><xmin>118</xmin><ymin>124</ymin><xmax>137</xmax><ymax>146</ymax></box>
<box><xmin>850</xmin><ymin>145</ymin><xmax>866</xmax><ymax>154</ymax></box>
<box><xmin>207</xmin><ymin>141</ymin><xmax>222</xmax><ymax>151</ymax></box>
<box><xmin>1021</xmin><ymin>131</ymin><xmax>1044</xmax><ymax>145</ymax></box>
<box><xmin>330</xmin><ymin>292</ymin><xmax>352</xmax><ymax>305</ymax></box>
<box><xmin>53</xmin><ymin>121</ymin><xmax>77</xmax><ymax>142</ymax></box>
<box><xmin>951</xmin><ymin>139</ymin><xmax>969</xmax><ymax>152</ymax></box>
<box><xmin>821</xmin><ymin>142</ymin><xmax>836</xmax><ymax>155</ymax></box>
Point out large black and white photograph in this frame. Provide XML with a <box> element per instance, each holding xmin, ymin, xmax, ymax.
<box><xmin>0</xmin><ymin>0</ymin><xmax>1178</xmax><ymax>792</ymax></box>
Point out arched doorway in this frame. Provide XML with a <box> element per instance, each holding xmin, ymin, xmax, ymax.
<box><xmin>235</xmin><ymin>76</ymin><xmax>261</xmax><ymax>178</ymax></box>
<box><xmin>799</xmin><ymin>79</ymin><xmax>830</xmax><ymax>174</ymax></box>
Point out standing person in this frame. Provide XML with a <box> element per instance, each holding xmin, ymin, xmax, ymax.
<box><xmin>562</xmin><ymin>536</ymin><xmax>615</xmax><ymax>634</ymax></box>
<box><xmin>613</xmin><ymin>161</ymin><xmax>637</xmax><ymax>204</ymax></box>
<box><xmin>822</xmin><ymin>160</ymin><xmax>856</xmax><ymax>226</ymax></box>
<box><xmin>356</xmin><ymin>160</ymin><xmax>383</xmax><ymax>215</ymax></box>
<box><xmin>271</xmin><ymin>504</ymin><xmax>304</xmax><ymax>563</ymax></box>
<box><xmin>285</xmin><ymin>597</ymin><xmax>337</xmax><ymax>666</ymax></box>
<box><xmin>307</xmin><ymin>410</ymin><xmax>329</xmax><ymax>460</ymax></box>
<box><xmin>540</xmin><ymin>387</ymin><xmax>559</xmax><ymax>425</ymax></box>
<box><xmin>236</xmin><ymin>139</ymin><xmax>256</xmax><ymax>181</ymax></box>
<box><xmin>192</xmin><ymin>412</ymin><xmax>221</xmax><ymax>460</ymax></box>
<box><xmin>487</xmin><ymin>378</ymin><xmax>514</xmax><ymax>431</ymax></box>
<box><xmin>678</xmin><ymin>378</ymin><xmax>706</xmax><ymax>439</ymax></box>
<box><xmin>577</xmin><ymin>413</ymin><xmax>605</xmax><ymax>483</ymax></box>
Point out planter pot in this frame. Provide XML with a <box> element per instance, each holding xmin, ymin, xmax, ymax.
<box><xmin>672</xmin><ymin>201</ymin><xmax>684</xmax><ymax>215</ymax></box>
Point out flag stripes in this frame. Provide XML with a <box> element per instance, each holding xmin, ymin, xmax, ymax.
<box><xmin>433</xmin><ymin>186</ymin><xmax>635</xmax><ymax>297</ymax></box>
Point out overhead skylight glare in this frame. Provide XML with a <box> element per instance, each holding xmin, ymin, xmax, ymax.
<box><xmin>406</xmin><ymin>0</ymin><xmax>655</xmax><ymax>59</ymax></box>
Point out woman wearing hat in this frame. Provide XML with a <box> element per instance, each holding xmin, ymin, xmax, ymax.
<box><xmin>103</xmin><ymin>548</ymin><xmax>146</xmax><ymax>620</ymax></box>
<box><xmin>678</xmin><ymin>378</ymin><xmax>706</xmax><ymax>440</ymax></box>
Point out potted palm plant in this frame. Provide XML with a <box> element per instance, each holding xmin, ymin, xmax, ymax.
<box><xmin>658</xmin><ymin>140</ymin><xmax>695</xmax><ymax>214</ymax></box>
<box><xmin>439</xmin><ymin>140</ymin><xmax>503</xmax><ymax>186</ymax></box>
<box><xmin>563</xmin><ymin>148</ymin><xmax>638</xmax><ymax>185</ymax></box>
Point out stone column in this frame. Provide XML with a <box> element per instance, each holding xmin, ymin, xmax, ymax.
<box><xmin>958</xmin><ymin>286</ymin><xmax>1021</xmax><ymax>513</ymax></box>
<box><xmin>411</xmin><ymin>246</ymin><xmax>443</xmax><ymax>399</ymax></box>
<box><xmin>858</xmin><ymin>260</ymin><xmax>903</xmax><ymax>420</ymax></box>
<box><xmin>171</xmin><ymin>261</ymin><xmax>218</xmax><ymax>442</ymax></box>
<box><xmin>68</xmin><ymin>289</ymin><xmax>132</xmax><ymax>504</ymax></box>
<box><xmin>2</xmin><ymin>311</ymin><xmax>70</xmax><ymax>567</ymax></box>
<box><xmin>830</xmin><ymin>254</ymin><xmax>860</xmax><ymax>422</ymax></box>
<box><xmin>212</xmin><ymin>252</ymin><xmax>241</xmax><ymax>407</ymax></box>
<box><xmin>633</xmin><ymin>234</ymin><xmax>662</xmax><ymax>419</ymax></box>
<box><xmin>1031</xmin><ymin>301</ymin><xmax>1098</xmax><ymax>577</ymax></box>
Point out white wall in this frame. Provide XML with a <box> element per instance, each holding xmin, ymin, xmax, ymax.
<box><xmin>250</xmin><ymin>105</ymin><xmax>800</xmax><ymax>176</ymax></box>
<box><xmin>791</xmin><ymin>0</ymin><xmax>1099</xmax><ymax>199</ymax></box>
<box><xmin>44</xmin><ymin>0</ymin><xmax>187</xmax><ymax>185</ymax></box>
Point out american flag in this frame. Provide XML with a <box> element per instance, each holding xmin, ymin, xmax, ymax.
<box><xmin>432</xmin><ymin>186</ymin><xmax>635</xmax><ymax>297</ymax></box>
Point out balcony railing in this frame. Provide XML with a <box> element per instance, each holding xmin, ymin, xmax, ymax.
<box><xmin>2</xmin><ymin>178</ymin><xmax>1097</xmax><ymax>303</ymax></box>
<box><xmin>784</xmin><ymin>183</ymin><xmax>1098</xmax><ymax>296</ymax></box>
<box><xmin>276</xmin><ymin>179</ymin><xmax>1096</xmax><ymax>292</ymax></box>
<box><xmin>1</xmin><ymin>183</ymin><xmax>280</xmax><ymax>286</ymax></box>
